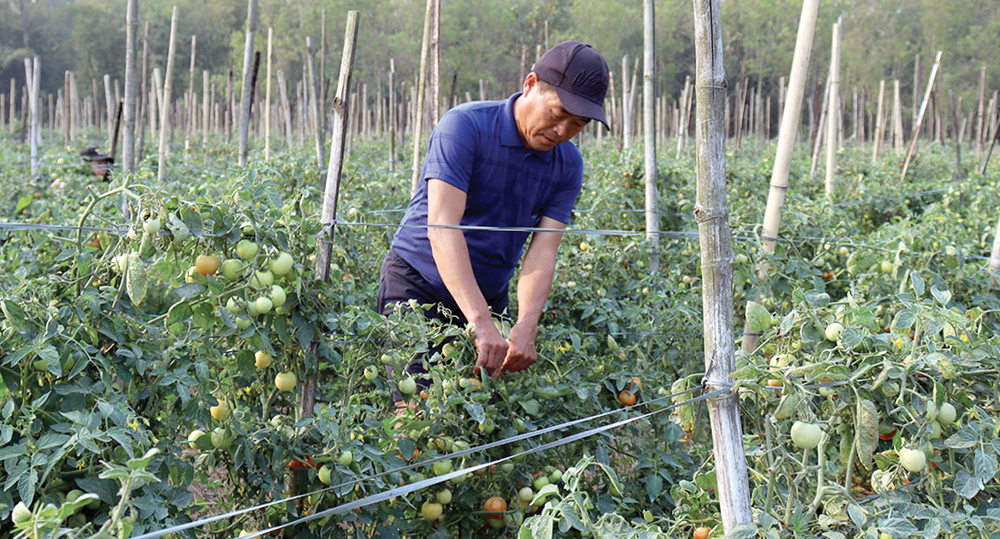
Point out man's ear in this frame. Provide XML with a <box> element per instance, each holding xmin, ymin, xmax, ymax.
<box><xmin>523</xmin><ymin>72</ymin><xmax>539</xmax><ymax>95</ymax></box>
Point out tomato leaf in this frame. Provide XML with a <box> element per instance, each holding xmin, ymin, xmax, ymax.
<box><xmin>645</xmin><ymin>471</ymin><xmax>663</xmax><ymax>501</ymax></box>
<box><xmin>953</xmin><ymin>469</ymin><xmax>983</xmax><ymax>499</ymax></box>
<box><xmin>126</xmin><ymin>260</ymin><xmax>148</xmax><ymax>306</ymax></box>
<box><xmin>944</xmin><ymin>427</ymin><xmax>979</xmax><ymax>449</ymax></box>
<box><xmin>855</xmin><ymin>399</ymin><xmax>878</xmax><ymax>470</ymax></box>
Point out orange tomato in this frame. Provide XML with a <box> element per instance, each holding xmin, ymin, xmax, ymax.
<box><xmin>195</xmin><ymin>254</ymin><xmax>221</xmax><ymax>276</ymax></box>
<box><xmin>694</xmin><ymin>526</ymin><xmax>711</xmax><ymax>539</ymax></box>
<box><xmin>618</xmin><ymin>390</ymin><xmax>637</xmax><ymax>407</ymax></box>
<box><xmin>483</xmin><ymin>496</ymin><xmax>507</xmax><ymax>518</ymax></box>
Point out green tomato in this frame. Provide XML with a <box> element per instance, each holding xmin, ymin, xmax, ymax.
<box><xmin>363</xmin><ymin>366</ymin><xmax>378</xmax><ymax>381</ymax></box>
<box><xmin>518</xmin><ymin>487</ymin><xmax>534</xmax><ymax>503</ymax></box>
<box><xmin>432</xmin><ymin>460</ymin><xmax>453</xmax><ymax>476</ymax></box>
<box><xmin>398</xmin><ymin>377</ymin><xmax>417</xmax><ymax>395</ymax></box>
<box><xmin>899</xmin><ymin>447</ymin><xmax>926</xmax><ymax>472</ymax></box>
<box><xmin>925</xmin><ymin>400</ymin><xmax>938</xmax><ymax>422</ymax></box>
<box><xmin>436</xmin><ymin>489</ymin><xmax>452</xmax><ymax>504</ymax></box>
<box><xmin>318</xmin><ymin>465</ymin><xmax>332</xmax><ymax>485</ymax></box>
<box><xmin>533</xmin><ymin>475</ymin><xmax>550</xmax><ymax>490</ymax></box>
<box><xmin>421</xmin><ymin>502</ymin><xmax>443</xmax><ymax>521</ymax></box>
<box><xmin>790</xmin><ymin>421</ymin><xmax>822</xmax><ymax>449</ymax></box>
<box><xmin>236</xmin><ymin>240</ymin><xmax>259</xmax><ymax>260</ymax></box>
<box><xmin>143</xmin><ymin>218</ymin><xmax>162</xmax><ymax>234</ymax></box>
<box><xmin>881</xmin><ymin>260</ymin><xmax>894</xmax><ymax>274</ymax></box>
<box><xmin>250</xmin><ymin>270</ymin><xmax>274</xmax><ymax>289</ymax></box>
<box><xmin>255</xmin><ymin>297</ymin><xmax>273</xmax><ymax>314</ymax></box>
<box><xmin>937</xmin><ymin>402</ymin><xmax>957</xmax><ymax>425</ymax></box>
<box><xmin>269</xmin><ymin>285</ymin><xmax>287</xmax><ymax>308</ymax></box>
<box><xmin>226</xmin><ymin>297</ymin><xmax>243</xmax><ymax>315</ymax></box>
<box><xmin>337</xmin><ymin>451</ymin><xmax>354</xmax><ymax>466</ymax></box>
<box><xmin>221</xmin><ymin>259</ymin><xmax>243</xmax><ymax>280</ymax></box>
<box><xmin>269</xmin><ymin>252</ymin><xmax>294</xmax><ymax>276</ymax></box>
<box><xmin>236</xmin><ymin>316</ymin><xmax>252</xmax><ymax>330</ymax></box>
<box><xmin>824</xmin><ymin>322</ymin><xmax>844</xmax><ymax>342</ymax></box>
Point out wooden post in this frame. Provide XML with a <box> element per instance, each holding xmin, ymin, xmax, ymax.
<box><xmin>621</xmin><ymin>55</ymin><xmax>631</xmax><ymax>149</ymax></box>
<box><xmin>308</xmin><ymin>10</ymin><xmax>359</xmax><ymax>419</ymax></box>
<box><xmin>389</xmin><ymin>59</ymin><xmax>396</xmax><ymax>171</ymax></box>
<box><xmin>951</xmin><ymin>90</ymin><xmax>963</xmax><ymax>181</ymax></box>
<box><xmin>675</xmin><ymin>76</ymin><xmax>690</xmax><ymax>159</ymax></box>
<box><xmin>158</xmin><ymin>6</ymin><xmax>179</xmax><ymax>182</ymax></box>
<box><xmin>900</xmin><ymin>51</ymin><xmax>942</xmax><ymax>184</ymax></box>
<box><xmin>237</xmin><ymin>0</ymin><xmax>258</xmax><ymax>168</ymax></box>
<box><xmin>741</xmin><ymin>0</ymin><xmax>819</xmax><ymax>355</ymax></box>
<box><xmin>151</xmin><ymin>69</ymin><xmax>161</xmax><ymax>148</ymax></box>
<box><xmin>410</xmin><ymin>0</ymin><xmax>433</xmax><ymax>195</ymax></box>
<box><xmin>25</xmin><ymin>58</ymin><xmax>40</xmax><ymax>178</ymax></box>
<box><xmin>123</xmin><ymin>0</ymin><xmax>139</xmax><ymax>177</ymax></box>
<box><xmin>824</xmin><ymin>22</ymin><xmax>840</xmax><ymax>200</ymax></box>
<box><xmin>643</xmin><ymin>0</ymin><xmax>658</xmax><ymax>273</ymax></box>
<box><xmin>184</xmin><ymin>35</ymin><xmax>197</xmax><ymax>153</ymax></box>
<box><xmin>306</xmin><ymin>36</ymin><xmax>324</xmax><ymax>169</ymax></box>
<box><xmin>892</xmin><ymin>80</ymin><xmax>903</xmax><ymax>155</ymax></box>
<box><xmin>319</xmin><ymin>8</ymin><xmax>326</xmax><ymax>127</ymax></box>
<box><xmin>138</xmin><ymin>23</ymin><xmax>149</xmax><ymax>159</ymax></box>
<box><xmin>429</xmin><ymin>0</ymin><xmax>441</xmax><ymax>127</ymax></box>
<box><xmin>265</xmin><ymin>27</ymin><xmax>273</xmax><ymax>160</ymax></box>
<box><xmin>202</xmin><ymin>70</ymin><xmax>209</xmax><ymax>144</ymax></box>
<box><xmin>976</xmin><ymin>66</ymin><xmax>986</xmax><ymax>158</ymax></box>
<box><xmin>808</xmin><ymin>73</ymin><xmax>830</xmax><ymax>180</ymax></box>
<box><xmin>871</xmin><ymin>80</ymin><xmax>885</xmax><ymax>165</ymax></box>
<box><xmin>104</xmin><ymin>74</ymin><xmax>115</xmax><ymax>150</ymax></box>
<box><xmin>691</xmin><ymin>0</ymin><xmax>753</xmax><ymax>531</ymax></box>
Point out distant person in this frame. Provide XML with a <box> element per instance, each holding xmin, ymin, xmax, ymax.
<box><xmin>377</xmin><ymin>41</ymin><xmax>610</xmax><ymax>407</ymax></box>
<box><xmin>80</xmin><ymin>147</ymin><xmax>114</xmax><ymax>181</ymax></box>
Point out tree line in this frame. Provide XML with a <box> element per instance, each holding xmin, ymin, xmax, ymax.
<box><xmin>2</xmin><ymin>0</ymin><xmax>999</xmax><ymax>117</ymax></box>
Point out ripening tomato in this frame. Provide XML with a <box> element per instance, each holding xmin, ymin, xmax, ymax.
<box><xmin>618</xmin><ymin>390</ymin><xmax>637</xmax><ymax>407</ymax></box>
<box><xmin>483</xmin><ymin>496</ymin><xmax>507</xmax><ymax>518</ymax></box>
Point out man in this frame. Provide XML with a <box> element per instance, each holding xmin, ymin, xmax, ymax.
<box><xmin>80</xmin><ymin>147</ymin><xmax>114</xmax><ymax>181</ymax></box>
<box><xmin>378</xmin><ymin>40</ymin><xmax>609</xmax><ymax>392</ymax></box>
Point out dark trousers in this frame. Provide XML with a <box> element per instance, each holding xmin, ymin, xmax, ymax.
<box><xmin>376</xmin><ymin>249</ymin><xmax>508</xmax><ymax>397</ymax></box>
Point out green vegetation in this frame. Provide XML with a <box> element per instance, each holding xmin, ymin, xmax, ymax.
<box><xmin>2</xmin><ymin>125</ymin><xmax>1000</xmax><ymax>537</ymax></box>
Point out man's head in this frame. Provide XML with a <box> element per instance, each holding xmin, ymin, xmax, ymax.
<box><xmin>515</xmin><ymin>41</ymin><xmax>610</xmax><ymax>152</ymax></box>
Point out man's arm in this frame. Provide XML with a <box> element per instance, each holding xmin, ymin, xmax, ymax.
<box><xmin>426</xmin><ymin>179</ymin><xmax>509</xmax><ymax>375</ymax></box>
<box><xmin>501</xmin><ymin>216</ymin><xmax>566</xmax><ymax>373</ymax></box>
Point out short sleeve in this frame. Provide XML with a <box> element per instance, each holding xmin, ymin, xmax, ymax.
<box><xmin>542</xmin><ymin>155</ymin><xmax>584</xmax><ymax>224</ymax></box>
<box><xmin>421</xmin><ymin>110</ymin><xmax>477</xmax><ymax>192</ymax></box>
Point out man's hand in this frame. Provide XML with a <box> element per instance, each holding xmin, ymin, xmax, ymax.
<box><xmin>472</xmin><ymin>320</ymin><xmax>509</xmax><ymax>377</ymax></box>
<box><xmin>501</xmin><ymin>322</ymin><xmax>538</xmax><ymax>373</ymax></box>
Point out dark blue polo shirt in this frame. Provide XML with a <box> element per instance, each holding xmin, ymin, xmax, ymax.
<box><xmin>391</xmin><ymin>92</ymin><xmax>583</xmax><ymax>303</ymax></box>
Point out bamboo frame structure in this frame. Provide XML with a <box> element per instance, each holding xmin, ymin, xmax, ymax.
<box><xmin>157</xmin><ymin>6</ymin><xmax>179</xmax><ymax>182</ymax></box>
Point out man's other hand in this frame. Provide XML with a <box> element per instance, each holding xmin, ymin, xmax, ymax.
<box><xmin>472</xmin><ymin>321</ymin><xmax>508</xmax><ymax>377</ymax></box>
<box><xmin>501</xmin><ymin>322</ymin><xmax>538</xmax><ymax>373</ymax></box>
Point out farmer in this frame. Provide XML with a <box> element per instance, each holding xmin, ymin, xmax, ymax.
<box><xmin>377</xmin><ymin>41</ymin><xmax>610</xmax><ymax>398</ymax></box>
<box><xmin>79</xmin><ymin>147</ymin><xmax>114</xmax><ymax>181</ymax></box>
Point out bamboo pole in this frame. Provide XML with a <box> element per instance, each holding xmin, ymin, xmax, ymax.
<box><xmin>621</xmin><ymin>55</ymin><xmax>631</xmax><ymax>149</ymax></box>
<box><xmin>25</xmin><ymin>58</ymin><xmax>40</xmax><ymax>178</ymax></box>
<box><xmin>237</xmin><ymin>0</ymin><xmax>258</xmax><ymax>168</ymax></box>
<box><xmin>951</xmin><ymin>90</ymin><xmax>963</xmax><ymax>181</ymax></box>
<box><xmin>265</xmin><ymin>27</ymin><xmax>273</xmax><ymax>160</ymax></box>
<box><xmin>151</xmin><ymin>69</ymin><xmax>161</xmax><ymax>147</ymax></box>
<box><xmin>871</xmin><ymin>80</ymin><xmax>885</xmax><ymax>165</ymax></box>
<box><xmin>319</xmin><ymin>9</ymin><xmax>326</xmax><ymax>127</ymax></box>
<box><xmin>741</xmin><ymin>0</ymin><xmax>819</xmax><ymax>355</ymax></box>
<box><xmin>201</xmin><ymin>70</ymin><xmax>209</xmax><ymax>144</ymax></box>
<box><xmin>158</xmin><ymin>6</ymin><xmax>179</xmax><ymax>182</ymax></box>
<box><xmin>989</xmin><ymin>216</ymin><xmax>1000</xmax><ymax>273</ymax></box>
<box><xmin>122</xmin><ymin>0</ymin><xmax>139</xmax><ymax>177</ymax></box>
<box><xmin>975</xmin><ymin>67</ymin><xmax>986</xmax><ymax>158</ymax></box>
<box><xmin>429</xmin><ymin>0</ymin><xmax>441</xmax><ymax>127</ymax></box>
<box><xmin>892</xmin><ymin>80</ymin><xmax>903</xmax><ymax>155</ymax></box>
<box><xmin>643</xmin><ymin>0</ymin><xmax>658</xmax><ymax>273</ymax></box>
<box><xmin>184</xmin><ymin>35</ymin><xmax>196</xmax><ymax>153</ymax></box>
<box><xmin>306</xmin><ymin>36</ymin><xmax>324</xmax><ymax>169</ymax></box>
<box><xmin>410</xmin><ymin>0</ymin><xmax>433</xmax><ymax>194</ymax></box>
<box><xmin>900</xmin><ymin>51</ymin><xmax>942</xmax><ymax>184</ymax></box>
<box><xmin>389</xmin><ymin>59</ymin><xmax>396</xmax><ymax>170</ymax></box>
<box><xmin>308</xmin><ymin>10</ymin><xmax>360</xmax><ymax>419</ymax></box>
<box><xmin>824</xmin><ymin>22</ymin><xmax>840</xmax><ymax>199</ymax></box>
<box><xmin>137</xmin><ymin>23</ymin><xmax>149</xmax><ymax>159</ymax></box>
<box><xmin>692</xmin><ymin>0</ymin><xmax>753</xmax><ymax>531</ymax></box>
<box><xmin>63</xmin><ymin>72</ymin><xmax>70</xmax><ymax>142</ymax></box>
<box><xmin>104</xmin><ymin>74</ymin><xmax>115</xmax><ymax>149</ymax></box>
<box><xmin>808</xmin><ymin>73</ymin><xmax>830</xmax><ymax>180</ymax></box>
<box><xmin>675</xmin><ymin>76</ymin><xmax>690</xmax><ymax>159</ymax></box>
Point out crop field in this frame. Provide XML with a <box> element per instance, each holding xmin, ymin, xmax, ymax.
<box><xmin>3</xmin><ymin>122</ymin><xmax>1000</xmax><ymax>539</ymax></box>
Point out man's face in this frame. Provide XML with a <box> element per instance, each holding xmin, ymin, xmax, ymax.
<box><xmin>90</xmin><ymin>160</ymin><xmax>110</xmax><ymax>178</ymax></box>
<box><xmin>515</xmin><ymin>74</ymin><xmax>590</xmax><ymax>152</ymax></box>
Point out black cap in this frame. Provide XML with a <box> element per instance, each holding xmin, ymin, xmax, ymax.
<box><xmin>532</xmin><ymin>41</ymin><xmax>610</xmax><ymax>129</ymax></box>
<box><xmin>80</xmin><ymin>147</ymin><xmax>113</xmax><ymax>163</ymax></box>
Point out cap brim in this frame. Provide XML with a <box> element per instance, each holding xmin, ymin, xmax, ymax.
<box><xmin>553</xmin><ymin>86</ymin><xmax>609</xmax><ymax>130</ymax></box>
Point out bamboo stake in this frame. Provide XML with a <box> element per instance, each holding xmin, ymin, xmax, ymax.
<box><xmin>976</xmin><ymin>67</ymin><xmax>986</xmax><ymax>157</ymax></box>
<box><xmin>26</xmin><ymin>58</ymin><xmax>40</xmax><ymax>178</ymax></box>
<box><xmin>951</xmin><ymin>90</ymin><xmax>963</xmax><ymax>181</ymax></box>
<box><xmin>622</xmin><ymin>55</ymin><xmax>631</xmax><ymax>149</ymax></box>
<box><xmin>151</xmin><ymin>69</ymin><xmax>161</xmax><ymax>147</ymax></box>
<box><xmin>158</xmin><ymin>6</ymin><xmax>179</xmax><ymax>182</ymax></box>
<box><xmin>237</xmin><ymin>0</ymin><xmax>258</xmax><ymax>168</ymax></box>
<box><xmin>319</xmin><ymin>9</ymin><xmax>326</xmax><ymax>125</ymax></box>
<box><xmin>137</xmin><ymin>24</ymin><xmax>149</xmax><ymax>160</ymax></box>
<box><xmin>808</xmin><ymin>73</ymin><xmax>830</xmax><ymax>180</ymax></box>
<box><xmin>675</xmin><ymin>76</ymin><xmax>690</xmax><ymax>159</ymax></box>
<box><xmin>306</xmin><ymin>36</ymin><xmax>324</xmax><ymax>169</ymax></box>
<box><xmin>265</xmin><ymin>27</ymin><xmax>273</xmax><ymax>160</ymax></box>
<box><xmin>900</xmin><ymin>51</ymin><xmax>942</xmax><ymax>184</ymax></box>
<box><xmin>104</xmin><ymin>75</ymin><xmax>115</xmax><ymax>149</ymax></box>
<box><xmin>184</xmin><ymin>35</ymin><xmax>196</xmax><ymax>153</ymax></box>
<box><xmin>201</xmin><ymin>70</ymin><xmax>209</xmax><ymax>144</ymax></box>
<box><xmin>692</xmin><ymin>0</ymin><xmax>753</xmax><ymax>531</ymax></box>
<box><xmin>410</xmin><ymin>0</ymin><xmax>433</xmax><ymax>194</ymax></box>
<box><xmin>989</xmin><ymin>215</ymin><xmax>1000</xmax><ymax>273</ymax></box>
<box><xmin>643</xmin><ymin>0</ymin><xmax>658</xmax><ymax>273</ymax></box>
<box><xmin>892</xmin><ymin>80</ymin><xmax>902</xmax><ymax>155</ymax></box>
<box><xmin>429</xmin><ymin>0</ymin><xmax>441</xmax><ymax>127</ymax></box>
<box><xmin>308</xmin><ymin>10</ymin><xmax>360</xmax><ymax>419</ymax></box>
<box><xmin>824</xmin><ymin>22</ymin><xmax>840</xmax><ymax>199</ymax></box>
<box><xmin>7</xmin><ymin>80</ymin><xmax>13</xmax><ymax>134</ymax></box>
<box><xmin>122</xmin><ymin>0</ymin><xmax>139</xmax><ymax>177</ymax></box>
<box><xmin>871</xmin><ymin>80</ymin><xmax>885</xmax><ymax>165</ymax></box>
<box><xmin>389</xmin><ymin>59</ymin><xmax>396</xmax><ymax>170</ymax></box>
<box><xmin>741</xmin><ymin>0</ymin><xmax>819</xmax><ymax>355</ymax></box>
